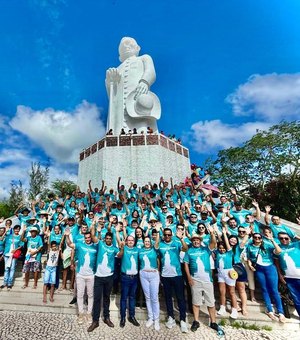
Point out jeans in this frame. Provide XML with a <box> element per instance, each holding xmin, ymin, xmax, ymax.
<box><xmin>285</xmin><ymin>277</ymin><xmax>300</xmax><ymax>317</ymax></box>
<box><xmin>3</xmin><ymin>256</ymin><xmax>17</xmax><ymax>286</ymax></box>
<box><xmin>255</xmin><ymin>264</ymin><xmax>283</xmax><ymax>314</ymax></box>
<box><xmin>76</xmin><ymin>274</ymin><xmax>95</xmax><ymax>314</ymax></box>
<box><xmin>120</xmin><ymin>273</ymin><xmax>138</xmax><ymax>319</ymax></box>
<box><xmin>140</xmin><ymin>270</ymin><xmax>160</xmax><ymax>321</ymax></box>
<box><xmin>92</xmin><ymin>275</ymin><xmax>114</xmax><ymax>321</ymax></box>
<box><xmin>161</xmin><ymin>275</ymin><xmax>186</xmax><ymax>321</ymax></box>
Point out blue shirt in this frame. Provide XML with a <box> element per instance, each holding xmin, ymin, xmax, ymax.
<box><xmin>215</xmin><ymin>249</ymin><xmax>234</xmax><ymax>270</ymax></box>
<box><xmin>246</xmin><ymin>242</ymin><xmax>275</xmax><ymax>266</ymax></box>
<box><xmin>26</xmin><ymin>235</ymin><xmax>43</xmax><ymax>262</ymax></box>
<box><xmin>3</xmin><ymin>234</ymin><xmax>24</xmax><ymax>256</ymax></box>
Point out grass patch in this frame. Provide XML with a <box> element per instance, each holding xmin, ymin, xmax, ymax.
<box><xmin>219</xmin><ymin>319</ymin><xmax>272</xmax><ymax>331</ymax></box>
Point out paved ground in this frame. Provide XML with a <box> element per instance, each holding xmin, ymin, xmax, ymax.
<box><xmin>0</xmin><ymin>311</ymin><xmax>298</xmax><ymax>340</ymax></box>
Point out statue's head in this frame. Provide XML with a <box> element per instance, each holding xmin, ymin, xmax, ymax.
<box><xmin>119</xmin><ymin>37</ymin><xmax>140</xmax><ymax>62</ymax></box>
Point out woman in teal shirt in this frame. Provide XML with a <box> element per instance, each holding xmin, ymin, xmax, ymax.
<box><xmin>139</xmin><ymin>236</ymin><xmax>160</xmax><ymax>331</ymax></box>
<box><xmin>247</xmin><ymin>232</ymin><xmax>285</xmax><ymax>322</ymax></box>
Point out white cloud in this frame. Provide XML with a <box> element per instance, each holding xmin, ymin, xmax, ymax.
<box><xmin>10</xmin><ymin>101</ymin><xmax>106</xmax><ymax>163</ymax></box>
<box><xmin>187</xmin><ymin>120</ymin><xmax>270</xmax><ymax>153</ymax></box>
<box><xmin>226</xmin><ymin>73</ymin><xmax>300</xmax><ymax>121</ymax></box>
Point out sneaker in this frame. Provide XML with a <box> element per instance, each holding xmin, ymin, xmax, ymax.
<box><xmin>69</xmin><ymin>297</ymin><xmax>77</xmax><ymax>305</ymax></box>
<box><xmin>180</xmin><ymin>320</ymin><xmax>188</xmax><ymax>333</ymax></box>
<box><xmin>77</xmin><ymin>313</ymin><xmax>85</xmax><ymax>325</ymax></box>
<box><xmin>145</xmin><ymin>319</ymin><xmax>154</xmax><ymax>328</ymax></box>
<box><xmin>154</xmin><ymin>319</ymin><xmax>160</xmax><ymax>331</ymax></box>
<box><xmin>191</xmin><ymin>320</ymin><xmax>200</xmax><ymax>332</ymax></box>
<box><xmin>7</xmin><ymin>286</ymin><xmax>12</xmax><ymax>291</ymax></box>
<box><xmin>0</xmin><ymin>285</ymin><xmax>6</xmax><ymax>289</ymax></box>
<box><xmin>230</xmin><ymin>308</ymin><xmax>238</xmax><ymax>319</ymax></box>
<box><xmin>217</xmin><ymin>305</ymin><xmax>226</xmax><ymax>316</ymax></box>
<box><xmin>165</xmin><ymin>316</ymin><xmax>176</xmax><ymax>329</ymax></box>
<box><xmin>278</xmin><ymin>313</ymin><xmax>286</xmax><ymax>323</ymax></box>
<box><xmin>86</xmin><ymin>313</ymin><xmax>93</xmax><ymax>323</ymax></box>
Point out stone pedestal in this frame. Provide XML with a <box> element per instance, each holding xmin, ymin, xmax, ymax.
<box><xmin>77</xmin><ymin>134</ymin><xmax>191</xmax><ymax>191</ymax></box>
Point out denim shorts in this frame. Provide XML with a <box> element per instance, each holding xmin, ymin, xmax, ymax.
<box><xmin>44</xmin><ymin>265</ymin><xmax>57</xmax><ymax>284</ymax></box>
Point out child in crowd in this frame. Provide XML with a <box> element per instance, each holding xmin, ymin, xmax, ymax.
<box><xmin>43</xmin><ymin>241</ymin><xmax>60</xmax><ymax>303</ymax></box>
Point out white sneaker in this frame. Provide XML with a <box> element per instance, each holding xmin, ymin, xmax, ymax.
<box><xmin>165</xmin><ymin>316</ymin><xmax>176</xmax><ymax>329</ymax></box>
<box><xmin>230</xmin><ymin>308</ymin><xmax>238</xmax><ymax>319</ymax></box>
<box><xmin>154</xmin><ymin>319</ymin><xmax>160</xmax><ymax>331</ymax></box>
<box><xmin>77</xmin><ymin>313</ymin><xmax>84</xmax><ymax>325</ymax></box>
<box><xmin>180</xmin><ymin>320</ymin><xmax>188</xmax><ymax>333</ymax></box>
<box><xmin>145</xmin><ymin>319</ymin><xmax>154</xmax><ymax>328</ymax></box>
<box><xmin>217</xmin><ymin>305</ymin><xmax>226</xmax><ymax>316</ymax></box>
<box><xmin>86</xmin><ymin>313</ymin><xmax>92</xmax><ymax>323</ymax></box>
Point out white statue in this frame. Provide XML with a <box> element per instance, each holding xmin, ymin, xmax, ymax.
<box><xmin>105</xmin><ymin>37</ymin><xmax>161</xmax><ymax>134</ymax></box>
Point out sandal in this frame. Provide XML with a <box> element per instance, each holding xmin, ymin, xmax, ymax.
<box><xmin>266</xmin><ymin>311</ymin><xmax>278</xmax><ymax>321</ymax></box>
<box><xmin>22</xmin><ymin>285</ymin><xmax>28</xmax><ymax>289</ymax></box>
<box><xmin>278</xmin><ymin>313</ymin><xmax>286</xmax><ymax>323</ymax></box>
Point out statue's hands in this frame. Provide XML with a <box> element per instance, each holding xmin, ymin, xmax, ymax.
<box><xmin>134</xmin><ymin>80</ymin><xmax>149</xmax><ymax>99</ymax></box>
<box><xmin>106</xmin><ymin>68</ymin><xmax>121</xmax><ymax>84</ymax></box>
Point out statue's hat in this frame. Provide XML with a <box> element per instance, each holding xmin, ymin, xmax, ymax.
<box><xmin>126</xmin><ymin>91</ymin><xmax>161</xmax><ymax>120</ymax></box>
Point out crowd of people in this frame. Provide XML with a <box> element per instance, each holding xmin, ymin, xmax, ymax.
<box><xmin>0</xmin><ymin>173</ymin><xmax>299</xmax><ymax>335</ymax></box>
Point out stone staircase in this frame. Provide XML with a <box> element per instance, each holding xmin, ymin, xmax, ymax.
<box><xmin>0</xmin><ymin>263</ymin><xmax>299</xmax><ymax>331</ymax></box>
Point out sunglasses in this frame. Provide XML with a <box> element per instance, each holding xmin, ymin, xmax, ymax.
<box><xmin>253</xmin><ymin>236</ymin><xmax>262</xmax><ymax>240</ymax></box>
<box><xmin>238</xmin><ymin>230</ymin><xmax>246</xmax><ymax>234</ymax></box>
<box><xmin>177</xmin><ymin>228</ymin><xmax>184</xmax><ymax>231</ymax></box>
<box><xmin>279</xmin><ymin>237</ymin><xmax>289</xmax><ymax>241</ymax></box>
<box><xmin>198</xmin><ymin>226</ymin><xmax>205</xmax><ymax>229</ymax></box>
<box><xmin>164</xmin><ymin>234</ymin><xmax>172</xmax><ymax>236</ymax></box>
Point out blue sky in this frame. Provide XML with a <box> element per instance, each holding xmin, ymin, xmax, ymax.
<box><xmin>0</xmin><ymin>0</ymin><xmax>300</xmax><ymax>198</ymax></box>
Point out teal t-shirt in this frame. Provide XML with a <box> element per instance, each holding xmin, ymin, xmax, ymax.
<box><xmin>246</xmin><ymin>242</ymin><xmax>275</xmax><ymax>266</ymax></box>
<box><xmin>269</xmin><ymin>223</ymin><xmax>296</xmax><ymax>240</ymax></box>
<box><xmin>121</xmin><ymin>245</ymin><xmax>139</xmax><ymax>275</ymax></box>
<box><xmin>184</xmin><ymin>246</ymin><xmax>213</xmax><ymax>282</ymax></box>
<box><xmin>276</xmin><ymin>242</ymin><xmax>300</xmax><ymax>279</ymax></box>
<box><xmin>4</xmin><ymin>234</ymin><xmax>24</xmax><ymax>255</ymax></box>
<box><xmin>138</xmin><ymin>247</ymin><xmax>158</xmax><ymax>270</ymax></box>
<box><xmin>158</xmin><ymin>240</ymin><xmax>182</xmax><ymax>277</ymax></box>
<box><xmin>95</xmin><ymin>241</ymin><xmax>119</xmax><ymax>277</ymax></box>
<box><xmin>75</xmin><ymin>241</ymin><xmax>98</xmax><ymax>276</ymax></box>
<box><xmin>27</xmin><ymin>235</ymin><xmax>43</xmax><ymax>262</ymax></box>
<box><xmin>215</xmin><ymin>249</ymin><xmax>234</xmax><ymax>270</ymax></box>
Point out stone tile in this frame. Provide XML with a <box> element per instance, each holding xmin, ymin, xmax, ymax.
<box><xmin>132</xmin><ymin>135</ymin><xmax>145</xmax><ymax>146</ymax></box>
<box><xmin>91</xmin><ymin>143</ymin><xmax>97</xmax><ymax>154</ymax></box>
<box><xmin>98</xmin><ymin>139</ymin><xmax>105</xmax><ymax>150</ymax></box>
<box><xmin>168</xmin><ymin>140</ymin><xmax>175</xmax><ymax>152</ymax></box>
<box><xmin>85</xmin><ymin>148</ymin><xmax>91</xmax><ymax>158</ymax></box>
<box><xmin>159</xmin><ymin>135</ymin><xmax>168</xmax><ymax>149</ymax></box>
<box><xmin>183</xmin><ymin>148</ymin><xmax>189</xmax><ymax>158</ymax></box>
<box><xmin>119</xmin><ymin>136</ymin><xmax>132</xmax><ymax>146</ymax></box>
<box><xmin>106</xmin><ymin>136</ymin><xmax>118</xmax><ymax>147</ymax></box>
<box><xmin>146</xmin><ymin>134</ymin><xmax>159</xmax><ymax>145</ymax></box>
<box><xmin>176</xmin><ymin>144</ymin><xmax>182</xmax><ymax>155</ymax></box>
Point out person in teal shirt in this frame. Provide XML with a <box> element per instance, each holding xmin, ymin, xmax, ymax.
<box><xmin>138</xmin><ymin>236</ymin><xmax>160</xmax><ymax>331</ymax></box>
<box><xmin>184</xmin><ymin>227</ymin><xmax>219</xmax><ymax>333</ymax></box>
<box><xmin>115</xmin><ymin>226</ymin><xmax>140</xmax><ymax>328</ymax></box>
<box><xmin>215</xmin><ymin>228</ymin><xmax>238</xmax><ymax>319</ymax></box>
<box><xmin>21</xmin><ymin>226</ymin><xmax>43</xmax><ymax>289</ymax></box>
<box><xmin>275</xmin><ymin>232</ymin><xmax>300</xmax><ymax>318</ymax></box>
<box><xmin>155</xmin><ymin>227</ymin><xmax>189</xmax><ymax>333</ymax></box>
<box><xmin>87</xmin><ymin>228</ymin><xmax>123</xmax><ymax>332</ymax></box>
<box><xmin>1</xmin><ymin>225</ymin><xmax>23</xmax><ymax>290</ymax></box>
<box><xmin>64</xmin><ymin>227</ymin><xmax>98</xmax><ymax>325</ymax></box>
<box><xmin>246</xmin><ymin>232</ymin><xmax>285</xmax><ymax>322</ymax></box>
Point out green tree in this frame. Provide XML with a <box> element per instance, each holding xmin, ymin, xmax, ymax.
<box><xmin>51</xmin><ymin>179</ymin><xmax>77</xmax><ymax>198</ymax></box>
<box><xmin>8</xmin><ymin>181</ymin><xmax>25</xmax><ymax>213</ymax></box>
<box><xmin>0</xmin><ymin>201</ymin><xmax>11</xmax><ymax>219</ymax></box>
<box><xmin>209</xmin><ymin>121</ymin><xmax>300</xmax><ymax>221</ymax></box>
<box><xmin>28</xmin><ymin>162</ymin><xmax>50</xmax><ymax>200</ymax></box>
